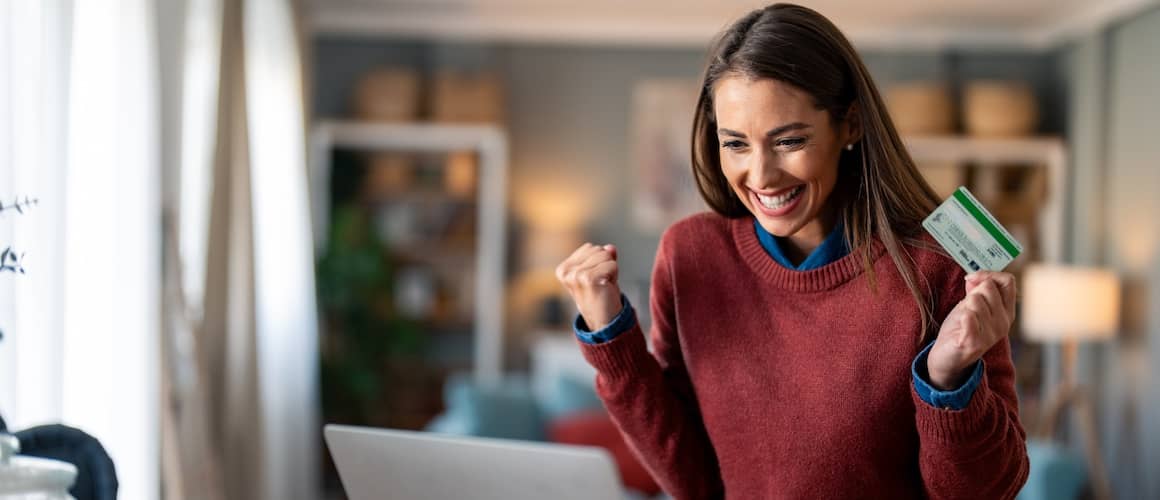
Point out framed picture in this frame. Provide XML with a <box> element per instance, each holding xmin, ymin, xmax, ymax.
<box><xmin>630</xmin><ymin>79</ymin><xmax>704</xmax><ymax>232</ymax></box>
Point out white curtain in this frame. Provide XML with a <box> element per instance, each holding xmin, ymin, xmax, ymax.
<box><xmin>0</xmin><ymin>1</ymin><xmax>161</xmax><ymax>499</ymax></box>
<box><xmin>163</xmin><ymin>0</ymin><xmax>320</xmax><ymax>498</ymax></box>
<box><xmin>159</xmin><ymin>0</ymin><xmax>226</xmax><ymax>496</ymax></box>
<box><xmin>241</xmin><ymin>0</ymin><xmax>320</xmax><ymax>498</ymax></box>
<box><xmin>0</xmin><ymin>0</ymin><xmax>72</xmax><ymax>427</ymax></box>
<box><xmin>1</xmin><ymin>0</ymin><xmax>317</xmax><ymax>498</ymax></box>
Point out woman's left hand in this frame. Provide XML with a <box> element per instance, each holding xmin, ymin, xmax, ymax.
<box><xmin>927</xmin><ymin>271</ymin><xmax>1017</xmax><ymax>391</ymax></box>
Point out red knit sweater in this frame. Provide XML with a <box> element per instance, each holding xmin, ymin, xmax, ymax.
<box><xmin>579</xmin><ymin>213</ymin><xmax>1029</xmax><ymax>499</ymax></box>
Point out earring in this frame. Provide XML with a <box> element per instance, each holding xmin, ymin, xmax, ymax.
<box><xmin>845</xmin><ymin>143</ymin><xmax>854</xmax><ymax>151</ymax></box>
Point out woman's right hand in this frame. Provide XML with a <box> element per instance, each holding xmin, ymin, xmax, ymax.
<box><xmin>556</xmin><ymin>243</ymin><xmax>624</xmax><ymax>331</ymax></box>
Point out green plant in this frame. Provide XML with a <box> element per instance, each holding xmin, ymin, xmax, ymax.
<box><xmin>0</xmin><ymin>196</ymin><xmax>39</xmax><ymax>215</ymax></box>
<box><xmin>0</xmin><ymin>247</ymin><xmax>25</xmax><ymax>275</ymax></box>
<box><xmin>316</xmin><ymin>202</ymin><xmax>424</xmax><ymax>425</ymax></box>
<box><xmin>0</xmin><ymin>195</ymin><xmax>37</xmax><ymax>340</ymax></box>
<box><xmin>0</xmin><ymin>196</ymin><xmax>37</xmax><ymax>275</ymax></box>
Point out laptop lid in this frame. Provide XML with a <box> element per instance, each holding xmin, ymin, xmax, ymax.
<box><xmin>324</xmin><ymin>424</ymin><xmax>624</xmax><ymax>500</ymax></box>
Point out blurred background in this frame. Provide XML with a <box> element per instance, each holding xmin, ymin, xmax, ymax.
<box><xmin>0</xmin><ymin>0</ymin><xmax>1158</xmax><ymax>499</ymax></box>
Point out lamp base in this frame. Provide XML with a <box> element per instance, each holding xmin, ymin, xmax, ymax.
<box><xmin>1037</xmin><ymin>381</ymin><xmax>1111</xmax><ymax>500</ymax></box>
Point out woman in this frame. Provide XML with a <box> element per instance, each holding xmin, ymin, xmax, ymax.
<box><xmin>555</xmin><ymin>4</ymin><xmax>1029</xmax><ymax>499</ymax></box>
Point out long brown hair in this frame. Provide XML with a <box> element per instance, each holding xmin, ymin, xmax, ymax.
<box><xmin>691</xmin><ymin>3</ymin><xmax>943</xmax><ymax>339</ymax></box>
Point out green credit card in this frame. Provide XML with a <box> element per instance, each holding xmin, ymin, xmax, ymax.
<box><xmin>922</xmin><ymin>186</ymin><xmax>1023</xmax><ymax>273</ymax></box>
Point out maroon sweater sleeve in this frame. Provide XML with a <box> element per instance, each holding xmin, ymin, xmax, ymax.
<box><xmin>914</xmin><ymin>265</ymin><xmax>1030</xmax><ymax>499</ymax></box>
<box><xmin>576</xmin><ymin>237</ymin><xmax>725</xmax><ymax>500</ymax></box>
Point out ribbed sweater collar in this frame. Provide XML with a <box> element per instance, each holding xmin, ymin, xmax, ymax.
<box><xmin>731</xmin><ymin>216</ymin><xmax>885</xmax><ymax>292</ymax></box>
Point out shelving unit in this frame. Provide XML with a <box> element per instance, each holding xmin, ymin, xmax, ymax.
<box><xmin>310</xmin><ymin>120</ymin><xmax>508</xmax><ymax>384</ymax></box>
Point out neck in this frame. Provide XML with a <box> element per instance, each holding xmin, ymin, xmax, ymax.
<box><xmin>783</xmin><ymin>208</ymin><xmax>838</xmax><ymax>264</ymax></box>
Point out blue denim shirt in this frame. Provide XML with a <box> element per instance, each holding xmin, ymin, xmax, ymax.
<box><xmin>574</xmin><ymin>219</ymin><xmax>983</xmax><ymax>410</ymax></box>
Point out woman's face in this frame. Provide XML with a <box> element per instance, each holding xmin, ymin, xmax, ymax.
<box><xmin>713</xmin><ymin>75</ymin><xmax>856</xmax><ymax>251</ymax></box>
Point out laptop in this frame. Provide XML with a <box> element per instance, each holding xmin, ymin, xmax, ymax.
<box><xmin>324</xmin><ymin>424</ymin><xmax>625</xmax><ymax>500</ymax></box>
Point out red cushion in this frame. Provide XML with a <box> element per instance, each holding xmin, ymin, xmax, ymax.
<box><xmin>547</xmin><ymin>410</ymin><xmax>661</xmax><ymax>495</ymax></box>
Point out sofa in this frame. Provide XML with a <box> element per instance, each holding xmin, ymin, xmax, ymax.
<box><xmin>425</xmin><ymin>334</ymin><xmax>664</xmax><ymax>498</ymax></box>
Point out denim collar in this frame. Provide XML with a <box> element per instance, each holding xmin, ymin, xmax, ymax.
<box><xmin>753</xmin><ymin>218</ymin><xmax>849</xmax><ymax>271</ymax></box>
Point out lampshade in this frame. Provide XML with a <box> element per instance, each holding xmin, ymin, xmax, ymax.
<box><xmin>1021</xmin><ymin>264</ymin><xmax>1120</xmax><ymax>342</ymax></box>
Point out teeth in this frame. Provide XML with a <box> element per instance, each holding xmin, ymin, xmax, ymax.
<box><xmin>757</xmin><ymin>186</ymin><xmax>802</xmax><ymax>210</ymax></box>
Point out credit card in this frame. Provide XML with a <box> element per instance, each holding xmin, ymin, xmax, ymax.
<box><xmin>922</xmin><ymin>186</ymin><xmax>1023</xmax><ymax>273</ymax></box>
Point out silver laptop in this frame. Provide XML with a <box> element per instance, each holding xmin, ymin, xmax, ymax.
<box><xmin>324</xmin><ymin>424</ymin><xmax>624</xmax><ymax>500</ymax></box>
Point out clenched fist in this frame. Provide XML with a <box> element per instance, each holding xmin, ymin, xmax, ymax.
<box><xmin>928</xmin><ymin>271</ymin><xmax>1017</xmax><ymax>390</ymax></box>
<box><xmin>556</xmin><ymin>243</ymin><xmax>624</xmax><ymax>331</ymax></box>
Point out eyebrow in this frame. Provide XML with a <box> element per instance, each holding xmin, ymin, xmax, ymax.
<box><xmin>718</xmin><ymin>122</ymin><xmax>811</xmax><ymax>139</ymax></box>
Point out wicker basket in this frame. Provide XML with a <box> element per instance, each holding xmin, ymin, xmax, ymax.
<box><xmin>963</xmin><ymin>81</ymin><xmax>1038</xmax><ymax>137</ymax></box>
<box><xmin>430</xmin><ymin>71</ymin><xmax>505</xmax><ymax>124</ymax></box>
<box><xmin>351</xmin><ymin>67</ymin><xmax>421</xmax><ymax>122</ymax></box>
<box><xmin>884</xmin><ymin>82</ymin><xmax>954</xmax><ymax>136</ymax></box>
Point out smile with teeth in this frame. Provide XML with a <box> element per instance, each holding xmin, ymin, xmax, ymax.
<box><xmin>756</xmin><ymin>185</ymin><xmax>804</xmax><ymax>210</ymax></box>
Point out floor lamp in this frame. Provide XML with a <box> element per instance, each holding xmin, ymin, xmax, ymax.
<box><xmin>1021</xmin><ymin>264</ymin><xmax>1120</xmax><ymax>500</ymax></box>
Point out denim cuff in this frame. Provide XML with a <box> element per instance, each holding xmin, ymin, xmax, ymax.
<box><xmin>573</xmin><ymin>294</ymin><xmax>635</xmax><ymax>345</ymax></box>
<box><xmin>912</xmin><ymin>342</ymin><xmax>984</xmax><ymax>410</ymax></box>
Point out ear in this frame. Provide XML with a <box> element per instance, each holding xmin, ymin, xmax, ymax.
<box><xmin>842</xmin><ymin>103</ymin><xmax>863</xmax><ymax>146</ymax></box>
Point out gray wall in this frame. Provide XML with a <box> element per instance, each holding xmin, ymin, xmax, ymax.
<box><xmin>1063</xmin><ymin>7</ymin><xmax>1160</xmax><ymax>498</ymax></box>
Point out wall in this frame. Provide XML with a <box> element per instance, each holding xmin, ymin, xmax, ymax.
<box><xmin>1062</xmin><ymin>6</ymin><xmax>1160</xmax><ymax>498</ymax></box>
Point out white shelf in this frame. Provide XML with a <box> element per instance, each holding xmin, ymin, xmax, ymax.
<box><xmin>318</xmin><ymin>121</ymin><xmax>506</xmax><ymax>154</ymax></box>
<box><xmin>310</xmin><ymin>119</ymin><xmax>509</xmax><ymax>384</ymax></box>
<box><xmin>903</xmin><ymin>135</ymin><xmax>1067</xmax><ymax>264</ymax></box>
<box><xmin>905</xmin><ymin>135</ymin><xmax>1065</xmax><ymax>166</ymax></box>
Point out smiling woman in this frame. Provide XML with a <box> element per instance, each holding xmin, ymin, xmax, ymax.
<box><xmin>689</xmin><ymin>6</ymin><xmax>942</xmax><ymax>334</ymax></box>
<box><xmin>713</xmin><ymin>78</ymin><xmax>850</xmax><ymax>263</ymax></box>
<box><xmin>555</xmin><ymin>3</ymin><xmax>1030</xmax><ymax>499</ymax></box>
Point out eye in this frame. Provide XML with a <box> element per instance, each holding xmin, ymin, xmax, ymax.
<box><xmin>721</xmin><ymin>140</ymin><xmax>748</xmax><ymax>151</ymax></box>
<box><xmin>775</xmin><ymin>137</ymin><xmax>807</xmax><ymax>149</ymax></box>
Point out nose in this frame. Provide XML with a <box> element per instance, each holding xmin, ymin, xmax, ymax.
<box><xmin>748</xmin><ymin>148</ymin><xmax>783</xmax><ymax>189</ymax></box>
